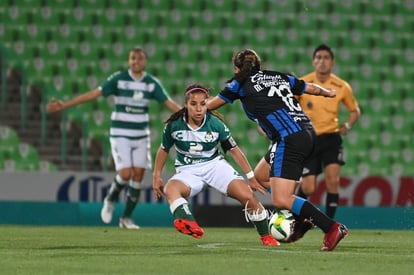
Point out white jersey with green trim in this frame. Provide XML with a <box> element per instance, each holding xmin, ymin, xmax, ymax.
<box><xmin>161</xmin><ymin>112</ymin><xmax>232</xmax><ymax>167</ymax></box>
<box><xmin>100</xmin><ymin>69</ymin><xmax>169</xmax><ymax>139</ymax></box>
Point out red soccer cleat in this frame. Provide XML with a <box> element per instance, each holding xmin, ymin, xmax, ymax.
<box><xmin>174</xmin><ymin>219</ymin><xmax>204</xmax><ymax>239</ymax></box>
<box><xmin>260</xmin><ymin>234</ymin><xmax>280</xmax><ymax>246</ymax></box>
<box><xmin>321</xmin><ymin>222</ymin><xmax>349</xmax><ymax>251</ymax></box>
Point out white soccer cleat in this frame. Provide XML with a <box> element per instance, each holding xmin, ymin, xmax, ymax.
<box><xmin>101</xmin><ymin>198</ymin><xmax>114</xmax><ymax>224</ymax></box>
<box><xmin>119</xmin><ymin>217</ymin><xmax>140</xmax><ymax>229</ymax></box>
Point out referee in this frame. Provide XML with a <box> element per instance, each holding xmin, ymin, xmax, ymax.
<box><xmin>296</xmin><ymin>44</ymin><xmax>360</xmax><ymax>219</ymax></box>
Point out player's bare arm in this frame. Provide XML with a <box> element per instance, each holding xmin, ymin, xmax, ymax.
<box><xmin>164</xmin><ymin>98</ymin><xmax>182</xmax><ymax>113</ymax></box>
<box><xmin>206</xmin><ymin>96</ymin><xmax>227</xmax><ymax>110</ymax></box>
<box><xmin>227</xmin><ymin>146</ymin><xmax>266</xmax><ymax>195</ymax></box>
<box><xmin>46</xmin><ymin>88</ymin><xmax>102</xmax><ymax>113</ymax></box>
<box><xmin>305</xmin><ymin>83</ymin><xmax>336</xmax><ymax>98</ymax></box>
<box><xmin>153</xmin><ymin>147</ymin><xmax>169</xmax><ymax>200</ymax></box>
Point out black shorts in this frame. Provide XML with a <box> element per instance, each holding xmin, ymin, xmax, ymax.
<box><xmin>302</xmin><ymin>133</ymin><xmax>345</xmax><ymax>176</ymax></box>
<box><xmin>264</xmin><ymin>129</ymin><xmax>316</xmax><ymax>181</ymax></box>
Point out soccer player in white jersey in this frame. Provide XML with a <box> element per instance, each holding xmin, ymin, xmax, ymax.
<box><xmin>152</xmin><ymin>84</ymin><xmax>279</xmax><ymax>246</ymax></box>
<box><xmin>47</xmin><ymin>47</ymin><xmax>181</xmax><ymax>229</ymax></box>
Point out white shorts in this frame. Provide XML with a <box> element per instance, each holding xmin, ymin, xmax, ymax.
<box><xmin>109</xmin><ymin>137</ymin><xmax>151</xmax><ymax>171</ymax></box>
<box><xmin>168</xmin><ymin>156</ymin><xmax>244</xmax><ymax>197</ymax></box>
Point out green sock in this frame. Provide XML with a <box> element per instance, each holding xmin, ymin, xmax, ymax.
<box><xmin>123</xmin><ymin>187</ymin><xmax>141</xmax><ymax>218</ymax></box>
<box><xmin>173</xmin><ymin>204</ymin><xmax>195</xmax><ymax>221</ymax></box>
<box><xmin>253</xmin><ymin>219</ymin><xmax>270</xmax><ymax>236</ymax></box>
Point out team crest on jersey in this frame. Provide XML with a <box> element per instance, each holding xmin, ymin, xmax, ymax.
<box><xmin>133</xmin><ymin>91</ymin><xmax>144</xmax><ymax>100</ymax></box>
<box><xmin>204</xmin><ymin>131</ymin><xmax>214</xmax><ymax>142</ymax></box>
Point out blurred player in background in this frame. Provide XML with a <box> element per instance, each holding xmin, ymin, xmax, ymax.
<box><xmin>47</xmin><ymin>47</ymin><xmax>181</xmax><ymax>229</ymax></box>
<box><xmin>152</xmin><ymin>84</ymin><xmax>279</xmax><ymax>246</ymax></box>
<box><xmin>296</xmin><ymin>44</ymin><xmax>360</xmax><ymax>219</ymax></box>
<box><xmin>207</xmin><ymin>49</ymin><xmax>348</xmax><ymax>251</ymax></box>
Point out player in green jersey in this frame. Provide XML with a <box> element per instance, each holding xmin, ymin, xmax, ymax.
<box><xmin>152</xmin><ymin>84</ymin><xmax>279</xmax><ymax>246</ymax></box>
<box><xmin>47</xmin><ymin>47</ymin><xmax>181</xmax><ymax>229</ymax></box>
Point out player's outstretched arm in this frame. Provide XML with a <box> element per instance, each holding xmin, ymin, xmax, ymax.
<box><xmin>46</xmin><ymin>88</ymin><xmax>102</xmax><ymax>113</ymax></box>
<box><xmin>305</xmin><ymin>83</ymin><xmax>336</xmax><ymax>98</ymax></box>
<box><xmin>206</xmin><ymin>96</ymin><xmax>227</xmax><ymax>110</ymax></box>
<box><xmin>164</xmin><ymin>98</ymin><xmax>182</xmax><ymax>113</ymax></box>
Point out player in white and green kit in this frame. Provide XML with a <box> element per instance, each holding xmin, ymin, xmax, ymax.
<box><xmin>152</xmin><ymin>84</ymin><xmax>279</xmax><ymax>246</ymax></box>
<box><xmin>47</xmin><ymin>47</ymin><xmax>181</xmax><ymax>228</ymax></box>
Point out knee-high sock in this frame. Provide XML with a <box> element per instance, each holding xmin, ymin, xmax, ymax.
<box><xmin>325</xmin><ymin>192</ymin><xmax>339</xmax><ymax>219</ymax></box>
<box><xmin>123</xmin><ymin>181</ymin><xmax>141</xmax><ymax>218</ymax></box>
<box><xmin>107</xmin><ymin>174</ymin><xmax>128</xmax><ymax>202</ymax></box>
<box><xmin>170</xmin><ymin>198</ymin><xmax>195</xmax><ymax>221</ymax></box>
<box><xmin>291</xmin><ymin>197</ymin><xmax>335</xmax><ymax>233</ymax></box>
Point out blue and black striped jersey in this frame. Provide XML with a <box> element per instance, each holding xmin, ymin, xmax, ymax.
<box><xmin>219</xmin><ymin>70</ymin><xmax>314</xmax><ymax>142</ymax></box>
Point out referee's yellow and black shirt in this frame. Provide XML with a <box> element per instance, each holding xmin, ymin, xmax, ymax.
<box><xmin>297</xmin><ymin>72</ymin><xmax>359</xmax><ymax>136</ymax></box>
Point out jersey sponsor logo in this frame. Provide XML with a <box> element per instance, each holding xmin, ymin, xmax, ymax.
<box><xmin>125</xmin><ymin>106</ymin><xmax>145</xmax><ymax>113</ymax></box>
<box><xmin>251</xmin><ymin>71</ymin><xmax>283</xmax><ymax>83</ymax></box>
<box><xmin>183</xmin><ymin>156</ymin><xmax>206</xmax><ymax>165</ymax></box>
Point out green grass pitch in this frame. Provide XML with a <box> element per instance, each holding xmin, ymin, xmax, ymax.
<box><xmin>0</xmin><ymin>226</ymin><xmax>413</xmax><ymax>275</ymax></box>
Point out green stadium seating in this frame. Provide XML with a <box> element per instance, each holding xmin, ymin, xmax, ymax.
<box><xmin>1</xmin><ymin>0</ymin><xmax>413</xmax><ymax>174</ymax></box>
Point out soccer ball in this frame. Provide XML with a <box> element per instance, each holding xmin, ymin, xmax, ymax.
<box><xmin>268</xmin><ymin>209</ymin><xmax>295</xmax><ymax>242</ymax></box>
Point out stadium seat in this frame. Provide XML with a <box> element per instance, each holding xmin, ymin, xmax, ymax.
<box><xmin>0</xmin><ymin>126</ymin><xmax>20</xmax><ymax>153</ymax></box>
<box><xmin>17</xmin><ymin>143</ymin><xmax>40</xmax><ymax>171</ymax></box>
<box><xmin>39</xmin><ymin>160</ymin><xmax>58</xmax><ymax>172</ymax></box>
<box><xmin>87</xmin><ymin>110</ymin><xmax>111</xmax><ymax>140</ymax></box>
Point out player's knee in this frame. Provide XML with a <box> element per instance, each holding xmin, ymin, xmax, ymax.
<box><xmin>237</xmin><ymin>192</ymin><xmax>257</xmax><ymax>206</ymax></box>
<box><xmin>118</xmin><ymin>169</ymin><xmax>132</xmax><ymax>181</ymax></box>
<box><xmin>271</xmin><ymin>196</ymin><xmax>290</xmax><ymax>209</ymax></box>
<box><xmin>302</xmin><ymin>184</ymin><xmax>316</xmax><ymax>195</ymax></box>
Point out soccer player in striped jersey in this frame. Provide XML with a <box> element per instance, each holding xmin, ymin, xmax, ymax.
<box><xmin>47</xmin><ymin>47</ymin><xmax>181</xmax><ymax>229</ymax></box>
<box><xmin>207</xmin><ymin>49</ymin><xmax>348</xmax><ymax>251</ymax></box>
<box><xmin>152</xmin><ymin>84</ymin><xmax>279</xmax><ymax>246</ymax></box>
<box><xmin>296</xmin><ymin>44</ymin><xmax>360</xmax><ymax>219</ymax></box>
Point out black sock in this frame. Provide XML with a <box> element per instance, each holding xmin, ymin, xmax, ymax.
<box><xmin>325</xmin><ymin>193</ymin><xmax>339</xmax><ymax>219</ymax></box>
<box><xmin>299</xmin><ymin>200</ymin><xmax>335</xmax><ymax>233</ymax></box>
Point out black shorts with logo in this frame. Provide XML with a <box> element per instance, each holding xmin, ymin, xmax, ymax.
<box><xmin>302</xmin><ymin>132</ymin><xmax>345</xmax><ymax>177</ymax></box>
<box><xmin>264</xmin><ymin>128</ymin><xmax>316</xmax><ymax>181</ymax></box>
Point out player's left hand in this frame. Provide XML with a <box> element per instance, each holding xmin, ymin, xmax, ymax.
<box><xmin>152</xmin><ymin>177</ymin><xmax>164</xmax><ymax>200</ymax></box>
<box><xmin>324</xmin><ymin>88</ymin><xmax>336</xmax><ymax>98</ymax></box>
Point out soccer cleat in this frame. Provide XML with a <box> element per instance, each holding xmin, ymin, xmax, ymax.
<box><xmin>260</xmin><ymin>234</ymin><xmax>280</xmax><ymax>246</ymax></box>
<box><xmin>321</xmin><ymin>222</ymin><xmax>349</xmax><ymax>251</ymax></box>
<box><xmin>100</xmin><ymin>198</ymin><xmax>114</xmax><ymax>224</ymax></box>
<box><xmin>119</xmin><ymin>217</ymin><xmax>140</xmax><ymax>229</ymax></box>
<box><xmin>173</xmin><ymin>219</ymin><xmax>204</xmax><ymax>239</ymax></box>
<box><xmin>285</xmin><ymin>218</ymin><xmax>315</xmax><ymax>243</ymax></box>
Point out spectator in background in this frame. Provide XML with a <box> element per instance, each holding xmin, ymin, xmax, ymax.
<box><xmin>152</xmin><ymin>84</ymin><xmax>279</xmax><ymax>246</ymax></box>
<box><xmin>47</xmin><ymin>47</ymin><xmax>181</xmax><ymax>229</ymax></box>
<box><xmin>296</xmin><ymin>44</ymin><xmax>360</xmax><ymax>219</ymax></box>
<box><xmin>207</xmin><ymin>49</ymin><xmax>348</xmax><ymax>251</ymax></box>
